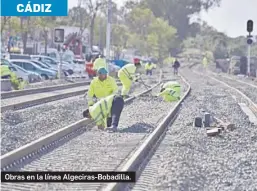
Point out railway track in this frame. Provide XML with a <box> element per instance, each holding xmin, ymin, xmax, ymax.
<box><xmin>1</xmin><ymin>75</ymin><xmax>153</xmax><ymax>112</ymax></box>
<box><xmin>1</xmin><ymin>81</ymin><xmax>91</xmax><ymax>99</ymax></box>
<box><xmin>1</xmin><ymin>70</ymin><xmax>191</xmax><ymax>191</ymax></box>
<box><xmin>198</xmin><ymin>71</ymin><xmax>257</xmax><ymax>116</ymax></box>
<box><xmin>113</xmin><ymin>67</ymin><xmax>256</xmax><ymax>191</ymax></box>
<box><xmin>0</xmin><ymin>81</ymin><xmax>123</xmax><ymax>112</ymax></box>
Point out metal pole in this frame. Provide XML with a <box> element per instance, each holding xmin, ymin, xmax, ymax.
<box><xmin>105</xmin><ymin>0</ymin><xmax>112</xmax><ymax>72</ymax></box>
<box><xmin>247</xmin><ymin>44</ymin><xmax>251</xmax><ymax>76</ymax></box>
<box><xmin>58</xmin><ymin>49</ymin><xmax>63</xmax><ymax>79</ymax></box>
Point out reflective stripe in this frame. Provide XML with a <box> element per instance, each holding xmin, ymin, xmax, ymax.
<box><xmin>169</xmin><ymin>90</ymin><xmax>176</xmax><ymax>96</ymax></box>
<box><xmin>123</xmin><ymin>68</ymin><xmax>132</xmax><ymax>79</ymax></box>
<box><xmin>95</xmin><ymin>100</ymin><xmax>109</xmax><ymax>122</ymax></box>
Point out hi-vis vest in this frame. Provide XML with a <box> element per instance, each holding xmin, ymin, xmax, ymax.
<box><xmin>89</xmin><ymin>94</ymin><xmax>115</xmax><ymax>126</ymax></box>
<box><xmin>162</xmin><ymin>81</ymin><xmax>180</xmax><ymax>89</ymax></box>
<box><xmin>202</xmin><ymin>57</ymin><xmax>208</xmax><ymax>67</ymax></box>
<box><xmin>1</xmin><ymin>65</ymin><xmax>12</xmax><ymax>77</ymax></box>
<box><xmin>158</xmin><ymin>85</ymin><xmax>181</xmax><ymax>102</ymax></box>
<box><xmin>118</xmin><ymin>63</ymin><xmax>137</xmax><ymax>80</ymax></box>
<box><xmin>145</xmin><ymin>63</ymin><xmax>154</xmax><ymax>70</ymax></box>
<box><xmin>93</xmin><ymin>58</ymin><xmax>107</xmax><ymax>71</ymax></box>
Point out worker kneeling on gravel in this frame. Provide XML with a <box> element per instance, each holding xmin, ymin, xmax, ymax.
<box><xmin>118</xmin><ymin>58</ymin><xmax>143</xmax><ymax>99</ymax></box>
<box><xmin>87</xmin><ymin>67</ymin><xmax>118</xmax><ymax>106</ymax></box>
<box><xmin>158</xmin><ymin>81</ymin><xmax>181</xmax><ymax>102</ymax></box>
<box><xmin>83</xmin><ymin>94</ymin><xmax>124</xmax><ymax>132</ymax></box>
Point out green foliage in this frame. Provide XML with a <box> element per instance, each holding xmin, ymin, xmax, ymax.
<box><xmin>144</xmin><ymin>0</ymin><xmax>221</xmax><ymax>39</ymax></box>
<box><xmin>147</xmin><ymin>18</ymin><xmax>177</xmax><ymax>60</ymax></box>
<box><xmin>10</xmin><ymin>73</ymin><xmax>20</xmax><ymax>90</ymax></box>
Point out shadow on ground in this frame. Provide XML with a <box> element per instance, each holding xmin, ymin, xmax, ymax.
<box><xmin>118</xmin><ymin>122</ymin><xmax>155</xmax><ymax>133</ymax></box>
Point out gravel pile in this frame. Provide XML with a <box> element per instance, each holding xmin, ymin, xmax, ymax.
<box><xmin>132</xmin><ymin>68</ymin><xmax>257</xmax><ymax>191</ymax></box>
<box><xmin>0</xmin><ymin>73</ymin><xmax>161</xmax><ymax>155</ymax></box>
<box><xmin>1</xmin><ymin>72</ymin><xmax>187</xmax><ymax>191</ymax></box>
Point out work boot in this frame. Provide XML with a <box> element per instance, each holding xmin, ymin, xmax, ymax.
<box><xmin>106</xmin><ymin>126</ymin><xmax>118</xmax><ymax>132</ymax></box>
<box><xmin>112</xmin><ymin>125</ymin><xmax>118</xmax><ymax>132</ymax></box>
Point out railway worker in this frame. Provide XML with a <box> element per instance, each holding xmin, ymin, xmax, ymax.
<box><xmin>118</xmin><ymin>58</ymin><xmax>143</xmax><ymax>99</ymax></box>
<box><xmin>87</xmin><ymin>67</ymin><xmax>118</xmax><ymax>106</ymax></box>
<box><xmin>1</xmin><ymin>65</ymin><xmax>13</xmax><ymax>79</ymax></box>
<box><xmin>83</xmin><ymin>94</ymin><xmax>124</xmax><ymax>132</ymax></box>
<box><xmin>93</xmin><ymin>55</ymin><xmax>107</xmax><ymax>72</ymax></box>
<box><xmin>202</xmin><ymin>56</ymin><xmax>208</xmax><ymax>68</ymax></box>
<box><xmin>158</xmin><ymin>81</ymin><xmax>181</xmax><ymax>102</ymax></box>
<box><xmin>172</xmin><ymin>59</ymin><xmax>180</xmax><ymax>75</ymax></box>
<box><xmin>145</xmin><ymin>61</ymin><xmax>155</xmax><ymax>76</ymax></box>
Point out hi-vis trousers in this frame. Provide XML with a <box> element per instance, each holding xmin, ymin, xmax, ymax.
<box><xmin>118</xmin><ymin>73</ymin><xmax>132</xmax><ymax>96</ymax></box>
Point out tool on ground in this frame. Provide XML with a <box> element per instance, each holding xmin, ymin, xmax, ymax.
<box><xmin>138</xmin><ymin>76</ymin><xmax>151</xmax><ymax>89</ymax></box>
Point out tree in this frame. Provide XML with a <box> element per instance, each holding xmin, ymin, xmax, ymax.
<box><xmin>144</xmin><ymin>0</ymin><xmax>221</xmax><ymax>39</ymax></box>
<box><xmin>1</xmin><ymin>17</ymin><xmax>11</xmax><ymax>34</ymax></box>
<box><xmin>34</xmin><ymin>17</ymin><xmax>56</xmax><ymax>54</ymax></box>
<box><xmin>147</xmin><ymin>18</ymin><xmax>177</xmax><ymax>62</ymax></box>
<box><xmin>20</xmin><ymin>17</ymin><xmax>31</xmax><ymax>52</ymax></box>
<box><xmin>81</xmin><ymin>0</ymin><xmax>103</xmax><ymax>47</ymax></box>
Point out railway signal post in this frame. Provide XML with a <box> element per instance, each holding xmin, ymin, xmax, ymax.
<box><xmin>54</xmin><ymin>28</ymin><xmax>65</xmax><ymax>79</ymax></box>
<box><xmin>246</xmin><ymin>20</ymin><xmax>254</xmax><ymax>77</ymax></box>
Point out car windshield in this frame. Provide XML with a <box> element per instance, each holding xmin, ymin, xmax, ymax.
<box><xmin>14</xmin><ymin>65</ymin><xmax>29</xmax><ymax>73</ymax></box>
<box><xmin>31</xmin><ymin>61</ymin><xmax>48</xmax><ymax>69</ymax></box>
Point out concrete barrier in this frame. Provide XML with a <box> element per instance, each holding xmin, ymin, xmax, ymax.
<box><xmin>1</xmin><ymin>79</ymin><xmax>12</xmax><ymax>91</ymax></box>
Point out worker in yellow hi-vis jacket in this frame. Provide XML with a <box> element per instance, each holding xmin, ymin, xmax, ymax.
<box><xmin>158</xmin><ymin>81</ymin><xmax>181</xmax><ymax>102</ymax></box>
<box><xmin>145</xmin><ymin>61</ymin><xmax>155</xmax><ymax>76</ymax></box>
<box><xmin>118</xmin><ymin>58</ymin><xmax>143</xmax><ymax>99</ymax></box>
<box><xmin>87</xmin><ymin>68</ymin><xmax>118</xmax><ymax>106</ymax></box>
<box><xmin>93</xmin><ymin>55</ymin><xmax>107</xmax><ymax>72</ymax></box>
<box><xmin>83</xmin><ymin>94</ymin><xmax>124</xmax><ymax>132</ymax></box>
<box><xmin>202</xmin><ymin>56</ymin><xmax>208</xmax><ymax>68</ymax></box>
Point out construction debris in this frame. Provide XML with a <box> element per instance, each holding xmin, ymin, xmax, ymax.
<box><xmin>204</xmin><ymin>112</ymin><xmax>211</xmax><ymax>127</ymax></box>
<box><xmin>207</xmin><ymin>128</ymin><xmax>222</xmax><ymax>136</ymax></box>
<box><xmin>194</xmin><ymin>117</ymin><xmax>202</xmax><ymax>127</ymax></box>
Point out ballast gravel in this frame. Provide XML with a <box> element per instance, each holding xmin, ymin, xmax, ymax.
<box><xmin>0</xmin><ymin>72</ymin><xmax>161</xmax><ymax>155</ymax></box>
<box><xmin>1</xmin><ymin>73</ymin><xmax>187</xmax><ymax>191</ymax></box>
<box><xmin>132</xmin><ymin>68</ymin><xmax>257</xmax><ymax>191</ymax></box>
<box><xmin>24</xmin><ymin>78</ymin><xmax>89</xmax><ymax>89</ymax></box>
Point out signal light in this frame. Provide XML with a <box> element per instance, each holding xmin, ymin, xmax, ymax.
<box><xmin>247</xmin><ymin>20</ymin><xmax>253</xmax><ymax>33</ymax></box>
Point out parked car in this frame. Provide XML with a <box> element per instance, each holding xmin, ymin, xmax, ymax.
<box><xmin>30</xmin><ymin>60</ymin><xmax>57</xmax><ymax>72</ymax></box>
<box><xmin>9</xmin><ymin>64</ymin><xmax>42</xmax><ymax>83</ymax></box>
<box><xmin>1</xmin><ymin>59</ymin><xmax>42</xmax><ymax>83</ymax></box>
<box><xmin>10</xmin><ymin>59</ymin><xmax>57</xmax><ymax>80</ymax></box>
<box><xmin>31</xmin><ymin>55</ymin><xmax>73</xmax><ymax>75</ymax></box>
<box><xmin>9</xmin><ymin>54</ymin><xmax>30</xmax><ymax>60</ymax></box>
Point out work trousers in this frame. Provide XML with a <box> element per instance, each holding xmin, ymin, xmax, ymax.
<box><xmin>107</xmin><ymin>95</ymin><xmax>124</xmax><ymax>128</ymax></box>
<box><xmin>173</xmin><ymin>68</ymin><xmax>178</xmax><ymax>75</ymax></box>
<box><xmin>146</xmin><ymin>70</ymin><xmax>152</xmax><ymax>76</ymax></box>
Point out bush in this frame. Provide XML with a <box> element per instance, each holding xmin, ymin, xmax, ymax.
<box><xmin>9</xmin><ymin>73</ymin><xmax>28</xmax><ymax>90</ymax></box>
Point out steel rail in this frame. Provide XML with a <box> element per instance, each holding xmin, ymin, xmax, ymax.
<box><xmin>1</xmin><ymin>71</ymin><xmax>163</xmax><ymax>170</ymax></box>
<box><xmin>103</xmin><ymin>73</ymin><xmax>191</xmax><ymax>191</ymax></box>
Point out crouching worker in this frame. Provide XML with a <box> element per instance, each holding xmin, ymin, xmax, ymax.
<box><xmin>118</xmin><ymin>58</ymin><xmax>142</xmax><ymax>99</ymax></box>
<box><xmin>158</xmin><ymin>81</ymin><xmax>181</xmax><ymax>102</ymax></box>
<box><xmin>83</xmin><ymin>94</ymin><xmax>124</xmax><ymax>132</ymax></box>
